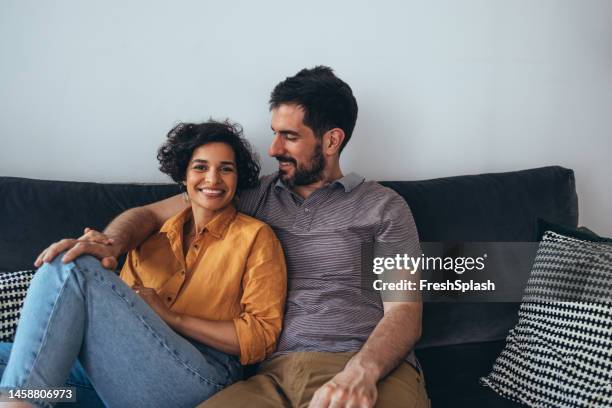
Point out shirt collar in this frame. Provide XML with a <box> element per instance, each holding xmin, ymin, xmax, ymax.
<box><xmin>159</xmin><ymin>204</ymin><xmax>237</xmax><ymax>240</ymax></box>
<box><xmin>274</xmin><ymin>172</ymin><xmax>365</xmax><ymax>194</ymax></box>
<box><xmin>331</xmin><ymin>172</ymin><xmax>365</xmax><ymax>192</ymax></box>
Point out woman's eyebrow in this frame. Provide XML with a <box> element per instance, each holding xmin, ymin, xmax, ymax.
<box><xmin>190</xmin><ymin>159</ymin><xmax>236</xmax><ymax>165</ymax></box>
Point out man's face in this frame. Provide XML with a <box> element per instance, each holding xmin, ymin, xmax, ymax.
<box><xmin>269</xmin><ymin>104</ymin><xmax>325</xmax><ymax>188</ymax></box>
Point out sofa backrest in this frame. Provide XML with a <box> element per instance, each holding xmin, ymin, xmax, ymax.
<box><xmin>0</xmin><ymin>166</ymin><xmax>578</xmax><ymax>348</ymax></box>
<box><xmin>0</xmin><ymin>177</ymin><xmax>180</xmax><ymax>271</ymax></box>
<box><xmin>380</xmin><ymin>165</ymin><xmax>578</xmax><ymax>242</ymax></box>
<box><xmin>380</xmin><ymin>165</ymin><xmax>578</xmax><ymax>348</ymax></box>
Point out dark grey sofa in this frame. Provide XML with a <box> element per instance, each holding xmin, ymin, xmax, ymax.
<box><xmin>0</xmin><ymin>166</ymin><xmax>579</xmax><ymax>407</ymax></box>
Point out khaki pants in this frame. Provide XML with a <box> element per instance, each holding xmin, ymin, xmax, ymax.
<box><xmin>200</xmin><ymin>352</ymin><xmax>430</xmax><ymax>408</ymax></box>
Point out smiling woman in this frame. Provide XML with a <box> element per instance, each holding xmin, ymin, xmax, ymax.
<box><xmin>185</xmin><ymin>143</ymin><xmax>239</xmax><ymax>215</ymax></box>
<box><xmin>157</xmin><ymin>121</ymin><xmax>260</xmax><ymax>241</ymax></box>
<box><xmin>0</xmin><ymin>120</ymin><xmax>287</xmax><ymax>407</ymax></box>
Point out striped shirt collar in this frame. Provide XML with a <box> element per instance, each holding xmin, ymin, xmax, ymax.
<box><xmin>274</xmin><ymin>172</ymin><xmax>365</xmax><ymax>193</ymax></box>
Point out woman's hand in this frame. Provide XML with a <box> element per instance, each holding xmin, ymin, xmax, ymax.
<box><xmin>132</xmin><ymin>285</ymin><xmax>175</xmax><ymax>323</ymax></box>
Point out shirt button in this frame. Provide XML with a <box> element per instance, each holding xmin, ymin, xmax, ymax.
<box><xmin>194</xmin><ymin>244</ymin><xmax>199</xmax><ymax>249</ymax></box>
<box><xmin>166</xmin><ymin>296</ymin><xmax>173</xmax><ymax>302</ymax></box>
<box><xmin>304</xmin><ymin>208</ymin><xmax>310</xmax><ymax>213</ymax></box>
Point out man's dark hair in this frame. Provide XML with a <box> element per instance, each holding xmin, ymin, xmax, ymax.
<box><xmin>157</xmin><ymin>120</ymin><xmax>260</xmax><ymax>195</ymax></box>
<box><xmin>269</xmin><ymin>66</ymin><xmax>358</xmax><ymax>153</ymax></box>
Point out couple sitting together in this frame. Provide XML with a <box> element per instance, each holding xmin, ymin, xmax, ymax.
<box><xmin>0</xmin><ymin>66</ymin><xmax>429</xmax><ymax>408</ymax></box>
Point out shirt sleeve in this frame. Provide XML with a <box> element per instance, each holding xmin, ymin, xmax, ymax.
<box><xmin>376</xmin><ymin>191</ymin><xmax>421</xmax><ymax>252</ymax></box>
<box><xmin>236</xmin><ymin>174</ymin><xmax>276</xmax><ymax>217</ymax></box>
<box><xmin>119</xmin><ymin>250</ymin><xmax>138</xmax><ymax>287</ymax></box>
<box><xmin>375</xmin><ymin>191</ymin><xmax>422</xmax><ymax>302</ymax></box>
<box><xmin>232</xmin><ymin>224</ymin><xmax>287</xmax><ymax>364</ymax></box>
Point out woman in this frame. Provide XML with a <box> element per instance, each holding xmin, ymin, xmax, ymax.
<box><xmin>0</xmin><ymin>120</ymin><xmax>287</xmax><ymax>407</ymax></box>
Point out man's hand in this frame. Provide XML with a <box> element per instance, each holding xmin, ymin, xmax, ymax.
<box><xmin>34</xmin><ymin>228</ymin><xmax>120</xmax><ymax>270</ymax></box>
<box><xmin>132</xmin><ymin>285</ymin><xmax>175</xmax><ymax>323</ymax></box>
<box><xmin>309</xmin><ymin>364</ymin><xmax>378</xmax><ymax>408</ymax></box>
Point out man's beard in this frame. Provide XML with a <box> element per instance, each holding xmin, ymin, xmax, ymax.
<box><xmin>277</xmin><ymin>142</ymin><xmax>325</xmax><ymax>188</ymax></box>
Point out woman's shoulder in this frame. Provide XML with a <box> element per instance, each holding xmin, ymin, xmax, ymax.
<box><xmin>228</xmin><ymin>213</ymin><xmax>281</xmax><ymax>251</ymax></box>
<box><xmin>231</xmin><ymin>212</ymin><xmax>275</xmax><ymax>236</ymax></box>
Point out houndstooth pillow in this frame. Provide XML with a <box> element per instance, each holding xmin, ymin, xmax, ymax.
<box><xmin>481</xmin><ymin>231</ymin><xmax>612</xmax><ymax>407</ymax></box>
<box><xmin>0</xmin><ymin>270</ymin><xmax>35</xmax><ymax>342</ymax></box>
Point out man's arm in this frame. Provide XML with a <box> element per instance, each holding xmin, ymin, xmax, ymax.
<box><xmin>100</xmin><ymin>193</ymin><xmax>188</xmax><ymax>254</ymax></box>
<box><xmin>310</xmin><ymin>191</ymin><xmax>422</xmax><ymax>408</ymax></box>
<box><xmin>308</xmin><ymin>301</ymin><xmax>422</xmax><ymax>408</ymax></box>
<box><xmin>347</xmin><ymin>300</ymin><xmax>422</xmax><ymax>380</ymax></box>
<box><xmin>35</xmin><ymin>194</ymin><xmax>188</xmax><ymax>268</ymax></box>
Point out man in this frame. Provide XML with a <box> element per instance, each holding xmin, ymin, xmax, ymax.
<box><xmin>38</xmin><ymin>66</ymin><xmax>429</xmax><ymax>407</ymax></box>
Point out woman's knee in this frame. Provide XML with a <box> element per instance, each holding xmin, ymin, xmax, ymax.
<box><xmin>71</xmin><ymin>254</ymin><xmax>107</xmax><ymax>274</ymax></box>
<box><xmin>32</xmin><ymin>252</ymin><xmax>76</xmax><ymax>285</ymax></box>
<box><xmin>38</xmin><ymin>252</ymin><xmax>106</xmax><ymax>278</ymax></box>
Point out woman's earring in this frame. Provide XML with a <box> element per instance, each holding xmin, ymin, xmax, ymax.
<box><xmin>180</xmin><ymin>182</ymin><xmax>190</xmax><ymax>203</ymax></box>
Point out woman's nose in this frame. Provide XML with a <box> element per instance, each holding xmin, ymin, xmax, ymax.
<box><xmin>206</xmin><ymin>170</ymin><xmax>220</xmax><ymax>185</ymax></box>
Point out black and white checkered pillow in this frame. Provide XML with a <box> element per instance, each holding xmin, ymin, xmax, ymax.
<box><xmin>481</xmin><ymin>231</ymin><xmax>612</xmax><ymax>407</ymax></box>
<box><xmin>0</xmin><ymin>269</ymin><xmax>35</xmax><ymax>342</ymax></box>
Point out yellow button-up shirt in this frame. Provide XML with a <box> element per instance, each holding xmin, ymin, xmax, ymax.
<box><xmin>119</xmin><ymin>205</ymin><xmax>287</xmax><ymax>365</ymax></box>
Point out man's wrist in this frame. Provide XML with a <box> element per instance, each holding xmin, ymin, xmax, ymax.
<box><xmin>344</xmin><ymin>356</ymin><xmax>383</xmax><ymax>383</ymax></box>
<box><xmin>100</xmin><ymin>233</ymin><xmax>128</xmax><ymax>259</ymax></box>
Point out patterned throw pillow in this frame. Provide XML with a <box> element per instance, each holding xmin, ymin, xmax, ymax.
<box><xmin>481</xmin><ymin>231</ymin><xmax>612</xmax><ymax>407</ymax></box>
<box><xmin>0</xmin><ymin>270</ymin><xmax>35</xmax><ymax>342</ymax></box>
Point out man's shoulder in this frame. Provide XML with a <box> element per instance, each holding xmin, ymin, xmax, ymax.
<box><xmin>237</xmin><ymin>173</ymin><xmax>279</xmax><ymax>216</ymax></box>
<box><xmin>355</xmin><ymin>180</ymin><xmax>409</xmax><ymax>207</ymax></box>
<box><xmin>258</xmin><ymin>173</ymin><xmax>280</xmax><ymax>188</ymax></box>
<box><xmin>350</xmin><ymin>180</ymin><xmax>416</xmax><ymax>239</ymax></box>
<box><xmin>245</xmin><ymin>173</ymin><xmax>278</xmax><ymax>195</ymax></box>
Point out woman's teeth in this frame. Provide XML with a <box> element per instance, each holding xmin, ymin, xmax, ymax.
<box><xmin>198</xmin><ymin>188</ymin><xmax>224</xmax><ymax>196</ymax></box>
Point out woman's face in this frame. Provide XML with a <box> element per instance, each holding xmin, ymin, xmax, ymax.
<box><xmin>184</xmin><ymin>142</ymin><xmax>238</xmax><ymax>214</ymax></box>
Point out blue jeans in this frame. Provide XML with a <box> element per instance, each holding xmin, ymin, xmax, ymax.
<box><xmin>0</xmin><ymin>254</ymin><xmax>242</xmax><ymax>407</ymax></box>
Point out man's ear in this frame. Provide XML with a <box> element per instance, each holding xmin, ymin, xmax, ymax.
<box><xmin>323</xmin><ymin>128</ymin><xmax>345</xmax><ymax>156</ymax></box>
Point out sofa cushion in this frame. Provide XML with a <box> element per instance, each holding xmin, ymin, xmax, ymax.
<box><xmin>380</xmin><ymin>166</ymin><xmax>578</xmax><ymax>243</ymax></box>
<box><xmin>381</xmin><ymin>166</ymin><xmax>579</xmax><ymax>349</ymax></box>
<box><xmin>481</xmin><ymin>231</ymin><xmax>612</xmax><ymax>407</ymax></box>
<box><xmin>537</xmin><ymin>218</ymin><xmax>612</xmax><ymax>244</ymax></box>
<box><xmin>0</xmin><ymin>269</ymin><xmax>35</xmax><ymax>341</ymax></box>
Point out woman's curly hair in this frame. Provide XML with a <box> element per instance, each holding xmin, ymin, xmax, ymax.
<box><xmin>157</xmin><ymin>120</ymin><xmax>260</xmax><ymax>195</ymax></box>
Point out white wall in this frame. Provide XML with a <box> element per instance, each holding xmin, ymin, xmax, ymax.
<box><xmin>1</xmin><ymin>0</ymin><xmax>610</xmax><ymax>234</ymax></box>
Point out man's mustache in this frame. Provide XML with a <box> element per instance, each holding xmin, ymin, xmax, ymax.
<box><xmin>275</xmin><ymin>156</ymin><xmax>297</xmax><ymax>166</ymax></box>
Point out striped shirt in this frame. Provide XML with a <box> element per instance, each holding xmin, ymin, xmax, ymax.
<box><xmin>238</xmin><ymin>172</ymin><xmax>421</xmax><ymax>365</ymax></box>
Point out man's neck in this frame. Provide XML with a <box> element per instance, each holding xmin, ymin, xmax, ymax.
<box><xmin>292</xmin><ymin>167</ymin><xmax>344</xmax><ymax>199</ymax></box>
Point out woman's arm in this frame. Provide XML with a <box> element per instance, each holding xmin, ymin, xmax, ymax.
<box><xmin>231</xmin><ymin>225</ymin><xmax>287</xmax><ymax>364</ymax></box>
<box><xmin>143</xmin><ymin>224</ymin><xmax>287</xmax><ymax>364</ymax></box>
<box><xmin>132</xmin><ymin>286</ymin><xmax>241</xmax><ymax>355</ymax></box>
<box><xmin>168</xmin><ymin>315</ymin><xmax>241</xmax><ymax>356</ymax></box>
